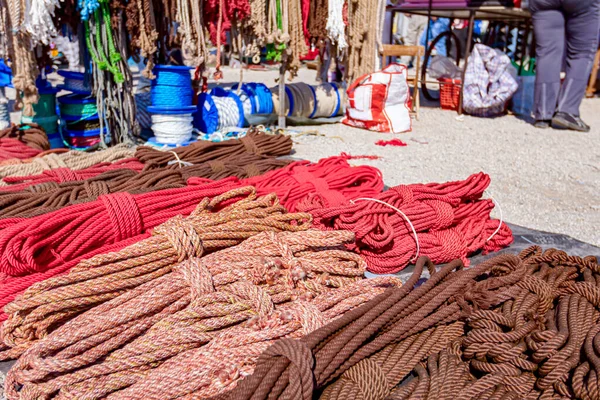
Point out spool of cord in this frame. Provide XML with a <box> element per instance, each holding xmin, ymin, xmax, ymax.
<box><xmin>150</xmin><ymin>65</ymin><xmax>194</xmax><ymax>109</ymax></box>
<box><xmin>57</xmin><ymin>70</ymin><xmax>92</xmax><ymax>95</ymax></box>
<box><xmin>312</xmin><ymin>83</ymin><xmax>342</xmax><ymax>118</ymax></box>
<box><xmin>58</xmin><ymin>94</ymin><xmax>99</xmax><ymax>120</ymax></box>
<box><xmin>270</xmin><ymin>85</ymin><xmax>293</xmax><ymax>117</ymax></box>
<box><xmin>62</xmin><ymin>126</ymin><xmax>106</xmax><ymax>148</ymax></box>
<box><xmin>150</xmin><ymin>113</ymin><xmax>194</xmax><ymax>145</ymax></box>
<box><xmin>248</xmin><ymin>83</ymin><xmax>273</xmax><ymax>114</ymax></box>
<box><xmin>194</xmin><ymin>88</ymin><xmax>244</xmax><ymax>134</ymax></box>
<box><xmin>288</xmin><ymin>82</ymin><xmax>316</xmax><ymax>118</ymax></box>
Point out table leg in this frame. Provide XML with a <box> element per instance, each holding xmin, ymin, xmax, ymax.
<box><xmin>458</xmin><ymin>10</ymin><xmax>475</xmax><ymax>115</ymax></box>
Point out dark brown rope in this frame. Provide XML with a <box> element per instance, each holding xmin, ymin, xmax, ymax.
<box><xmin>221</xmin><ymin>247</ymin><xmax>600</xmax><ymax>400</ymax></box>
<box><xmin>0</xmin><ymin>123</ymin><xmax>50</xmax><ymax>151</ymax></box>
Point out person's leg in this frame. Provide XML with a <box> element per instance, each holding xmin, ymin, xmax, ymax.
<box><xmin>531</xmin><ymin>0</ymin><xmax>565</xmax><ymax>122</ymax></box>
<box><xmin>401</xmin><ymin>15</ymin><xmax>426</xmax><ymax>65</ymax></box>
<box><xmin>556</xmin><ymin>0</ymin><xmax>600</xmax><ymax>117</ymax></box>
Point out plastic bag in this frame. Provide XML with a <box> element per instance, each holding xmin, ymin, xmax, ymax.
<box><xmin>428</xmin><ymin>56</ymin><xmax>462</xmax><ymax>80</ymax></box>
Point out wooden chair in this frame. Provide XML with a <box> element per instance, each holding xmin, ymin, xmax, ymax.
<box><xmin>586</xmin><ymin>47</ymin><xmax>600</xmax><ymax>98</ymax></box>
<box><xmin>381</xmin><ymin>44</ymin><xmax>425</xmax><ymax>120</ymax></box>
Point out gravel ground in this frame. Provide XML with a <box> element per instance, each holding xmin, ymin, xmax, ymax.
<box><xmin>5</xmin><ymin>66</ymin><xmax>600</xmax><ymax>245</ymax></box>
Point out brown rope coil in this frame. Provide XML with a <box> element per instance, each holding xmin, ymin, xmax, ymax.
<box><xmin>220</xmin><ymin>247</ymin><xmax>600</xmax><ymax>400</ymax></box>
<box><xmin>0</xmin><ymin>154</ymin><xmax>291</xmax><ymax>218</ymax></box>
<box><xmin>135</xmin><ymin>131</ymin><xmax>293</xmax><ymax>169</ymax></box>
<box><xmin>0</xmin><ymin>123</ymin><xmax>50</xmax><ymax>151</ymax></box>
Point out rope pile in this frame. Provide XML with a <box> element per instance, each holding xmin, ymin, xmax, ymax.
<box><xmin>0</xmin><ymin>178</ymin><xmax>240</xmax><ymax>325</ymax></box>
<box><xmin>305</xmin><ymin>172</ymin><xmax>513</xmax><ymax>273</ymax></box>
<box><xmin>236</xmin><ymin>155</ymin><xmax>384</xmax><ymax>212</ymax></box>
<box><xmin>3</xmin><ymin>229</ymin><xmax>400</xmax><ymax>399</ymax></box>
<box><xmin>135</xmin><ymin>130</ymin><xmax>292</xmax><ymax>168</ymax></box>
<box><xmin>0</xmin><ymin>158</ymin><xmax>144</xmax><ymax>191</ymax></box>
<box><xmin>0</xmin><ymin>154</ymin><xmax>292</xmax><ymax>219</ymax></box>
<box><xmin>0</xmin><ymin>124</ymin><xmax>50</xmax><ymax>162</ymax></box>
<box><xmin>58</xmin><ymin>93</ymin><xmax>105</xmax><ymax>149</ymax></box>
<box><xmin>0</xmin><ymin>143</ymin><xmax>135</xmax><ymax>183</ymax></box>
<box><xmin>195</xmin><ymin>87</ymin><xmax>245</xmax><ymax>134</ymax></box>
<box><xmin>220</xmin><ymin>248</ymin><xmax>600</xmax><ymax>400</ymax></box>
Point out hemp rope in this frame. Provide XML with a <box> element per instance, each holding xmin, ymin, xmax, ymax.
<box><xmin>4</xmin><ymin>230</ymin><xmax>395</xmax><ymax>399</ymax></box>
<box><xmin>0</xmin><ymin>154</ymin><xmax>291</xmax><ymax>219</ymax></box>
<box><xmin>135</xmin><ymin>130</ymin><xmax>292</xmax><ymax>168</ymax></box>
<box><xmin>308</xmin><ymin>0</ymin><xmax>328</xmax><ymax>38</ymax></box>
<box><xmin>345</xmin><ymin>0</ymin><xmax>380</xmax><ymax>83</ymax></box>
<box><xmin>0</xmin><ymin>123</ymin><xmax>50</xmax><ymax>151</ymax></box>
<box><xmin>1</xmin><ymin>188</ymin><xmax>310</xmax><ymax>358</ymax></box>
<box><xmin>0</xmin><ymin>158</ymin><xmax>144</xmax><ymax>191</ymax></box>
<box><xmin>0</xmin><ymin>143</ymin><xmax>135</xmax><ymax>183</ymax></box>
<box><xmin>306</xmin><ymin>172</ymin><xmax>513</xmax><ymax>273</ymax></box>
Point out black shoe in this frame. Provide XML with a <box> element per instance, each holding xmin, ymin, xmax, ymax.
<box><xmin>551</xmin><ymin>112</ymin><xmax>590</xmax><ymax>132</ymax></box>
<box><xmin>534</xmin><ymin>120</ymin><xmax>551</xmax><ymax>129</ymax></box>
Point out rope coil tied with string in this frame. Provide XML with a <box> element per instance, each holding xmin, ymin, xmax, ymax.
<box><xmin>135</xmin><ymin>130</ymin><xmax>292</xmax><ymax>168</ymax></box>
<box><xmin>0</xmin><ymin>178</ymin><xmax>241</xmax><ymax>328</ymax></box>
<box><xmin>0</xmin><ymin>153</ymin><xmax>292</xmax><ymax>219</ymax></box>
<box><xmin>4</xmin><ymin>228</ymin><xmax>400</xmax><ymax>399</ymax></box>
<box><xmin>0</xmin><ymin>124</ymin><xmax>50</xmax><ymax>162</ymax></box>
<box><xmin>303</xmin><ymin>172</ymin><xmax>513</xmax><ymax>273</ymax></box>
<box><xmin>0</xmin><ymin>143</ymin><xmax>136</xmax><ymax>183</ymax></box>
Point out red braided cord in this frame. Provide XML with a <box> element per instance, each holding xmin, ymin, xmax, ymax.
<box><xmin>0</xmin><ymin>157</ymin><xmax>385</xmax><ymax>322</ymax></box>
<box><xmin>306</xmin><ymin>172</ymin><xmax>513</xmax><ymax>274</ymax></box>
<box><xmin>0</xmin><ymin>138</ymin><xmax>43</xmax><ymax>161</ymax></box>
<box><xmin>0</xmin><ymin>158</ymin><xmax>144</xmax><ymax>191</ymax></box>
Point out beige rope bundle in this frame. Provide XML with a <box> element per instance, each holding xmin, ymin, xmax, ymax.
<box><xmin>1</xmin><ymin>187</ymin><xmax>311</xmax><ymax>358</ymax></box>
<box><xmin>0</xmin><ymin>144</ymin><xmax>135</xmax><ymax>183</ymax></box>
<box><xmin>313</xmin><ymin>83</ymin><xmax>342</xmax><ymax>118</ymax></box>
<box><xmin>345</xmin><ymin>0</ymin><xmax>380</xmax><ymax>83</ymax></box>
<box><xmin>4</xmin><ymin>229</ymin><xmax>389</xmax><ymax>399</ymax></box>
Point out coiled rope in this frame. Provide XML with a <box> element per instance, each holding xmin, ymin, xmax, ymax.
<box><xmin>213</xmin><ymin>95</ymin><xmax>242</xmax><ymax>130</ymax></box>
<box><xmin>0</xmin><ymin>143</ymin><xmax>135</xmax><ymax>183</ymax></box>
<box><xmin>0</xmin><ymin>123</ymin><xmax>49</xmax><ymax>151</ymax></box>
<box><xmin>0</xmin><ymin>158</ymin><xmax>144</xmax><ymax>191</ymax></box>
<box><xmin>151</xmin><ymin>113</ymin><xmax>195</xmax><ymax>145</ymax></box>
<box><xmin>0</xmin><ymin>156</ymin><xmax>384</xmax><ymax>350</ymax></box>
<box><xmin>135</xmin><ymin>130</ymin><xmax>292</xmax><ymax>169</ymax></box>
<box><xmin>2</xmin><ymin>229</ymin><xmax>400</xmax><ymax>400</ymax></box>
<box><xmin>306</xmin><ymin>172</ymin><xmax>513</xmax><ymax>273</ymax></box>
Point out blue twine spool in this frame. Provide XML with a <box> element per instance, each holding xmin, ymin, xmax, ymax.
<box><xmin>47</xmin><ymin>133</ymin><xmax>65</xmax><ymax>149</ymax></box>
<box><xmin>150</xmin><ymin>65</ymin><xmax>194</xmax><ymax>108</ymax></box>
<box><xmin>145</xmin><ymin>136</ymin><xmax>196</xmax><ymax>148</ymax></box>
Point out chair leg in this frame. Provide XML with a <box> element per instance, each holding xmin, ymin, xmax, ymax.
<box><xmin>586</xmin><ymin>49</ymin><xmax>600</xmax><ymax>98</ymax></box>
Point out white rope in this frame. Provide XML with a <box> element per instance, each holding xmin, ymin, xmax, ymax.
<box><xmin>239</xmin><ymin>91</ymin><xmax>253</xmax><ymax>117</ymax></box>
<box><xmin>213</xmin><ymin>96</ymin><xmax>240</xmax><ymax>130</ymax></box>
<box><xmin>486</xmin><ymin>194</ymin><xmax>504</xmax><ymax>242</ymax></box>
<box><xmin>23</xmin><ymin>0</ymin><xmax>60</xmax><ymax>46</ymax></box>
<box><xmin>53</xmin><ymin>36</ymin><xmax>80</xmax><ymax>70</ymax></box>
<box><xmin>326</xmin><ymin>0</ymin><xmax>347</xmax><ymax>51</ymax></box>
<box><xmin>151</xmin><ymin>113</ymin><xmax>194</xmax><ymax>145</ymax></box>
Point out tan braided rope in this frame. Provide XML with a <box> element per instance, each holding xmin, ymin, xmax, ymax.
<box><xmin>1</xmin><ymin>187</ymin><xmax>311</xmax><ymax>358</ymax></box>
<box><xmin>4</xmin><ymin>229</ymin><xmax>390</xmax><ymax>399</ymax></box>
<box><xmin>0</xmin><ymin>144</ymin><xmax>136</xmax><ymax>184</ymax></box>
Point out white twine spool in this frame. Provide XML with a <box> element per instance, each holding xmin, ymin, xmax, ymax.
<box><xmin>151</xmin><ymin>113</ymin><xmax>194</xmax><ymax>145</ymax></box>
<box><xmin>213</xmin><ymin>96</ymin><xmax>241</xmax><ymax>130</ymax></box>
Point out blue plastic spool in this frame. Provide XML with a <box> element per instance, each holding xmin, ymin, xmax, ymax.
<box><xmin>307</xmin><ymin>85</ymin><xmax>318</xmax><ymax>118</ymax></box>
<box><xmin>57</xmin><ymin>70</ymin><xmax>92</xmax><ymax>95</ymax></box>
<box><xmin>194</xmin><ymin>89</ymin><xmax>245</xmax><ymax>134</ymax></box>
<box><xmin>47</xmin><ymin>133</ymin><xmax>65</xmax><ymax>149</ymax></box>
<box><xmin>63</xmin><ymin>126</ymin><xmax>108</xmax><ymax>138</ymax></box>
<box><xmin>151</xmin><ymin>65</ymin><xmax>194</xmax><ymax>87</ymax></box>
<box><xmin>58</xmin><ymin>94</ymin><xmax>99</xmax><ymax>122</ymax></box>
<box><xmin>145</xmin><ymin>136</ymin><xmax>195</xmax><ymax>148</ymax></box>
<box><xmin>231</xmin><ymin>83</ymin><xmax>258</xmax><ymax>115</ymax></box>
<box><xmin>249</xmin><ymin>83</ymin><xmax>273</xmax><ymax>114</ymax></box>
<box><xmin>0</xmin><ymin>60</ymin><xmax>12</xmax><ymax>88</ymax></box>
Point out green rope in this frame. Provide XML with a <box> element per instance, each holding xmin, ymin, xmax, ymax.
<box><xmin>266</xmin><ymin>0</ymin><xmax>286</xmax><ymax>62</ymax></box>
<box><xmin>60</xmin><ymin>102</ymin><xmax>99</xmax><ymax>118</ymax></box>
<box><xmin>84</xmin><ymin>4</ymin><xmax>124</xmax><ymax>83</ymax></box>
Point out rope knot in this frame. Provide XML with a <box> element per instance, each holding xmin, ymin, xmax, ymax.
<box><xmin>174</xmin><ymin>258</ymin><xmax>215</xmax><ymax>298</ymax></box>
<box><xmin>100</xmin><ymin>192</ymin><xmax>144</xmax><ymax>242</ymax></box>
<box><xmin>28</xmin><ymin>182</ymin><xmax>60</xmax><ymax>193</ymax></box>
<box><xmin>49</xmin><ymin>168</ymin><xmax>82</xmax><ymax>183</ymax></box>
<box><xmin>390</xmin><ymin>185</ymin><xmax>414</xmax><ymax>203</ymax></box>
<box><xmin>243</xmin><ymin>163</ymin><xmax>262</xmax><ymax>177</ymax></box>
<box><xmin>83</xmin><ymin>180</ymin><xmax>110</xmax><ymax>199</ymax></box>
<box><xmin>240</xmin><ymin>135</ymin><xmax>262</xmax><ymax>155</ymax></box>
<box><xmin>261</xmin><ymin>339</ymin><xmax>315</xmax><ymax>400</ymax></box>
<box><xmin>293</xmin><ymin>167</ymin><xmax>347</xmax><ymax>207</ymax></box>
<box><xmin>153</xmin><ymin>215</ymin><xmax>204</xmax><ymax>262</ymax></box>
<box><xmin>208</xmin><ymin>160</ymin><xmax>226</xmax><ymax>173</ymax></box>
<box><xmin>340</xmin><ymin>359</ymin><xmax>390</xmax><ymax>400</ymax></box>
<box><xmin>426</xmin><ymin>199</ymin><xmax>455</xmax><ymax>230</ymax></box>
